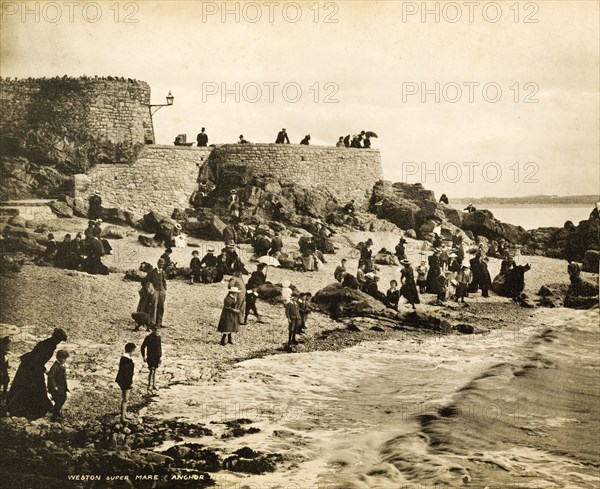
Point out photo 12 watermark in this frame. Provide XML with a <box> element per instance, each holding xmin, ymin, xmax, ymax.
<box><xmin>1</xmin><ymin>1</ymin><xmax>140</xmax><ymax>23</ymax></box>
<box><xmin>401</xmin><ymin>82</ymin><xmax>540</xmax><ymax>104</ymax></box>
<box><xmin>201</xmin><ymin>82</ymin><xmax>340</xmax><ymax>104</ymax></box>
<box><xmin>400</xmin><ymin>161</ymin><xmax>540</xmax><ymax>185</ymax></box>
<box><xmin>200</xmin><ymin>1</ymin><xmax>340</xmax><ymax>24</ymax></box>
<box><xmin>401</xmin><ymin>1</ymin><xmax>539</xmax><ymax>24</ymax></box>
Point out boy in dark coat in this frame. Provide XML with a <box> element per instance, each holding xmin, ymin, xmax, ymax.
<box><xmin>285</xmin><ymin>293</ymin><xmax>301</xmax><ymax>346</ymax></box>
<box><xmin>141</xmin><ymin>326</ymin><xmax>162</xmax><ymax>394</ymax></box>
<box><xmin>298</xmin><ymin>292</ymin><xmax>312</xmax><ymax>333</ymax></box>
<box><xmin>47</xmin><ymin>349</ymin><xmax>69</xmax><ymax>421</ymax></box>
<box><xmin>116</xmin><ymin>343</ymin><xmax>136</xmax><ymax>422</ymax></box>
<box><xmin>244</xmin><ymin>289</ymin><xmax>261</xmax><ymax>323</ymax></box>
<box><xmin>190</xmin><ymin>250</ymin><xmax>202</xmax><ymax>284</ymax></box>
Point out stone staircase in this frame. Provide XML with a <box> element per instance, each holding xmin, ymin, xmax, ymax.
<box><xmin>0</xmin><ymin>199</ymin><xmax>55</xmax><ymax>222</ymax></box>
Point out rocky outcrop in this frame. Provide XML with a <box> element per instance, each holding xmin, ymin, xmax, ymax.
<box><xmin>462</xmin><ymin>210</ymin><xmax>529</xmax><ymax>244</ymax></box>
<box><xmin>564</xmin><ymin>275</ymin><xmax>599</xmax><ymax>309</ymax></box>
<box><xmin>523</xmin><ymin>218</ymin><xmax>600</xmax><ymax>261</ymax></box>
<box><xmin>582</xmin><ymin>250</ymin><xmax>600</xmax><ymax>273</ymax></box>
<box><xmin>369</xmin><ymin>181</ymin><xmax>424</xmax><ymax>230</ymax></box>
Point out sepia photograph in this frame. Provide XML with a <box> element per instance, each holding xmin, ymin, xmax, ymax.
<box><xmin>0</xmin><ymin>1</ymin><xmax>598</xmax><ymax>488</ymax></box>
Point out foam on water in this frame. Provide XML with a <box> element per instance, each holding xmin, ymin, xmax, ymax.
<box><xmin>145</xmin><ymin>308</ymin><xmax>599</xmax><ymax>488</ymax></box>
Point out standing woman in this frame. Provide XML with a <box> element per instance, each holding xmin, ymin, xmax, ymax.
<box><xmin>228</xmin><ymin>264</ymin><xmax>247</xmax><ymax>325</ymax></box>
<box><xmin>8</xmin><ymin>328</ymin><xmax>68</xmax><ymax>419</ymax></box>
<box><xmin>399</xmin><ymin>259</ymin><xmax>420</xmax><ymax>309</ymax></box>
<box><xmin>426</xmin><ymin>249</ymin><xmax>442</xmax><ymax>294</ymax></box>
<box><xmin>218</xmin><ymin>288</ymin><xmax>241</xmax><ymax>346</ymax></box>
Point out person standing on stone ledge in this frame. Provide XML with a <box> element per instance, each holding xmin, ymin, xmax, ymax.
<box><xmin>197</xmin><ymin>127</ymin><xmax>208</xmax><ymax>147</ymax></box>
<box><xmin>300</xmin><ymin>134</ymin><xmax>311</xmax><ymax>145</ymax></box>
<box><xmin>275</xmin><ymin>128</ymin><xmax>290</xmax><ymax>144</ymax></box>
<box><xmin>88</xmin><ymin>190</ymin><xmax>102</xmax><ymax>220</ymax></box>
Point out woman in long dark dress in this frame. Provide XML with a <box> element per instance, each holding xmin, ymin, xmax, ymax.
<box><xmin>218</xmin><ymin>289</ymin><xmax>241</xmax><ymax>345</ymax></box>
<box><xmin>7</xmin><ymin>328</ymin><xmax>68</xmax><ymax>419</ymax></box>
<box><xmin>426</xmin><ymin>250</ymin><xmax>441</xmax><ymax>294</ymax></box>
<box><xmin>399</xmin><ymin>260</ymin><xmax>420</xmax><ymax>309</ymax></box>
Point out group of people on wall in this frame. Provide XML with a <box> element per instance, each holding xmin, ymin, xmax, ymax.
<box><xmin>188</xmin><ymin>127</ymin><xmax>377</xmax><ymax>148</ymax></box>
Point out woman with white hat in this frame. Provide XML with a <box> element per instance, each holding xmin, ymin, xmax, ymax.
<box><xmin>218</xmin><ymin>288</ymin><xmax>241</xmax><ymax>345</ymax></box>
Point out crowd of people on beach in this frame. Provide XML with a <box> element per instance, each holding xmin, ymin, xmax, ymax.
<box><xmin>36</xmin><ymin>218</ymin><xmax>112</xmax><ymax>275</ymax></box>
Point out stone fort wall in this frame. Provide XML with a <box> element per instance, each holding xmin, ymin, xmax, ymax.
<box><xmin>73</xmin><ymin>144</ymin><xmax>383</xmax><ymax>217</ymax></box>
<box><xmin>0</xmin><ymin>77</ymin><xmax>154</xmax><ymax>162</ymax></box>
<box><xmin>74</xmin><ymin>146</ymin><xmax>213</xmax><ymax>219</ymax></box>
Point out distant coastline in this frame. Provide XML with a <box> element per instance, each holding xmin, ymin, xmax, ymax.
<box><xmin>453</xmin><ymin>195</ymin><xmax>598</xmax><ymax>205</ymax></box>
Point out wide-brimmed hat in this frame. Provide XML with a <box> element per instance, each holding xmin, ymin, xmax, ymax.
<box><xmin>449</xmin><ymin>253</ymin><xmax>458</xmax><ymax>258</ymax></box>
<box><xmin>95</xmin><ymin>219</ymin><xmax>103</xmax><ymax>224</ymax></box>
<box><xmin>230</xmin><ymin>189</ymin><xmax>237</xmax><ymax>194</ymax></box>
<box><xmin>400</xmin><ymin>259</ymin><xmax>411</xmax><ymax>266</ymax></box>
<box><xmin>462</xmin><ymin>264</ymin><xmax>471</xmax><ymax>268</ymax></box>
<box><xmin>433</xmin><ymin>248</ymin><xmax>441</xmax><ymax>254</ymax></box>
<box><xmin>228</xmin><ymin>287</ymin><xmax>240</xmax><ymax>293</ymax></box>
<box><xmin>366</xmin><ymin>238</ymin><xmax>373</xmax><ymax>245</ymax></box>
<box><xmin>175</xmin><ymin>223</ymin><xmax>182</xmax><ymax>230</ymax></box>
<box><xmin>365</xmin><ymin>272</ymin><xmax>375</xmax><ymax>279</ymax></box>
<box><xmin>226</xmin><ymin>241</ymin><xmax>235</xmax><ymax>247</ymax></box>
<box><xmin>207</xmin><ymin>246</ymin><xmax>215</xmax><ymax>252</ymax></box>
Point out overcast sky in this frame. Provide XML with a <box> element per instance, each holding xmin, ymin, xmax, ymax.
<box><xmin>1</xmin><ymin>0</ymin><xmax>598</xmax><ymax>198</ymax></box>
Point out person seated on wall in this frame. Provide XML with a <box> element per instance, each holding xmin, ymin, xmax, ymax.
<box><xmin>300</xmin><ymin>134</ymin><xmax>311</xmax><ymax>145</ymax></box>
<box><xmin>336</xmin><ymin>136</ymin><xmax>345</xmax><ymax>148</ymax></box>
<box><xmin>238</xmin><ymin>135</ymin><xmax>249</xmax><ymax>144</ymax></box>
<box><xmin>363</xmin><ymin>136</ymin><xmax>371</xmax><ymax>148</ymax></box>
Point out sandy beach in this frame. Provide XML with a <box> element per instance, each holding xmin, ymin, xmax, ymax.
<box><xmin>1</xmin><ymin>216</ymin><xmax>598</xmax><ymax>488</ymax></box>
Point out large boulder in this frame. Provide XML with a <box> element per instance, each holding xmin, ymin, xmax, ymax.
<box><xmin>72</xmin><ymin>196</ymin><xmax>90</xmax><ymax>217</ymax></box>
<box><xmin>184</xmin><ymin>209</ymin><xmax>227</xmax><ymax>240</ymax></box>
<box><xmin>141</xmin><ymin>211</ymin><xmax>169</xmax><ymax>234</ymax></box>
<box><xmin>49</xmin><ymin>200</ymin><xmax>73</xmax><ymax>218</ymax></box>
<box><xmin>462</xmin><ymin>210</ymin><xmax>529</xmax><ymax>244</ymax></box>
<box><xmin>312</xmin><ymin>282</ymin><xmax>393</xmax><ymax>318</ymax></box>
<box><xmin>582</xmin><ymin>250</ymin><xmax>600</xmax><ymax>273</ymax></box>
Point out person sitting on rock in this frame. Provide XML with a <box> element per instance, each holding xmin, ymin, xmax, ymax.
<box><xmin>269</xmin><ymin>232</ymin><xmax>283</xmax><ymax>257</ymax></box>
<box><xmin>92</xmin><ymin>219</ymin><xmax>113</xmax><ymax>255</ymax></box>
<box><xmin>334</xmin><ymin>259</ymin><xmax>347</xmax><ymax>282</ymax></box>
<box><xmin>341</xmin><ymin>271</ymin><xmax>359</xmax><ymax>289</ymax></box>
<box><xmin>343</xmin><ymin>200</ymin><xmax>356</xmax><ymax>215</ymax></box>
<box><xmin>463</xmin><ymin>203</ymin><xmax>477</xmax><ymax>213</ymax></box>
<box><xmin>160</xmin><ymin>248</ymin><xmax>177</xmax><ymax>279</ymax></box>
<box><xmin>199</xmin><ymin>246</ymin><xmax>218</xmax><ymax>283</ymax></box>
<box><xmin>386</xmin><ymin>280</ymin><xmax>400</xmax><ymax>310</ymax></box>
<box><xmin>247</xmin><ymin>263</ymin><xmax>268</xmax><ymax>290</ymax></box>
<box><xmin>300</xmin><ymin>134</ymin><xmax>311</xmax><ymax>145</ymax></box>
<box><xmin>363</xmin><ymin>273</ymin><xmax>387</xmax><ymax>305</ymax></box>
<box><xmin>567</xmin><ymin>260</ymin><xmax>582</xmax><ymax>285</ymax></box>
<box><xmin>357</xmin><ymin>263</ymin><xmax>367</xmax><ymax>288</ymax></box>
<box><xmin>36</xmin><ymin>233</ymin><xmax>57</xmax><ymax>265</ymax></box>
<box><xmin>439</xmin><ymin>194</ymin><xmax>449</xmax><ymax>205</ymax></box>
<box><xmin>253</xmin><ymin>233</ymin><xmax>271</xmax><ymax>257</ymax></box>
<box><xmin>271</xmin><ymin>196</ymin><xmax>284</xmax><ymax>222</ymax></box>
<box><xmin>500</xmin><ymin>252</ymin><xmax>515</xmax><ymax>275</ymax></box>
<box><xmin>54</xmin><ymin>234</ymin><xmax>72</xmax><ymax>269</ymax></box>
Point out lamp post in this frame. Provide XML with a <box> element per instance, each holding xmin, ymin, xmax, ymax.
<box><xmin>147</xmin><ymin>91</ymin><xmax>174</xmax><ymax>144</ymax></box>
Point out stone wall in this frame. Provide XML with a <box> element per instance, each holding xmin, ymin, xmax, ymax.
<box><xmin>74</xmin><ymin>146</ymin><xmax>212</xmax><ymax>219</ymax></box>
<box><xmin>73</xmin><ymin>144</ymin><xmax>383</xmax><ymax>218</ymax></box>
<box><xmin>0</xmin><ymin>76</ymin><xmax>153</xmax><ymax>167</ymax></box>
<box><xmin>202</xmin><ymin>144</ymin><xmax>383</xmax><ymax>204</ymax></box>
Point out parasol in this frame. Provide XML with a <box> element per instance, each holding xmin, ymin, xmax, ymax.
<box><xmin>365</xmin><ymin>131</ymin><xmax>378</xmax><ymax>138</ymax></box>
<box><xmin>258</xmin><ymin>255</ymin><xmax>281</xmax><ymax>267</ymax></box>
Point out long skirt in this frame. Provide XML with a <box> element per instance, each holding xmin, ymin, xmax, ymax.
<box><xmin>400</xmin><ymin>281</ymin><xmax>420</xmax><ymax>305</ymax></box>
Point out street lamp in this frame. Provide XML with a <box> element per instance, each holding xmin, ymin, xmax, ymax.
<box><xmin>147</xmin><ymin>91</ymin><xmax>174</xmax><ymax>144</ymax></box>
<box><xmin>149</xmin><ymin>90</ymin><xmax>174</xmax><ymax>116</ymax></box>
